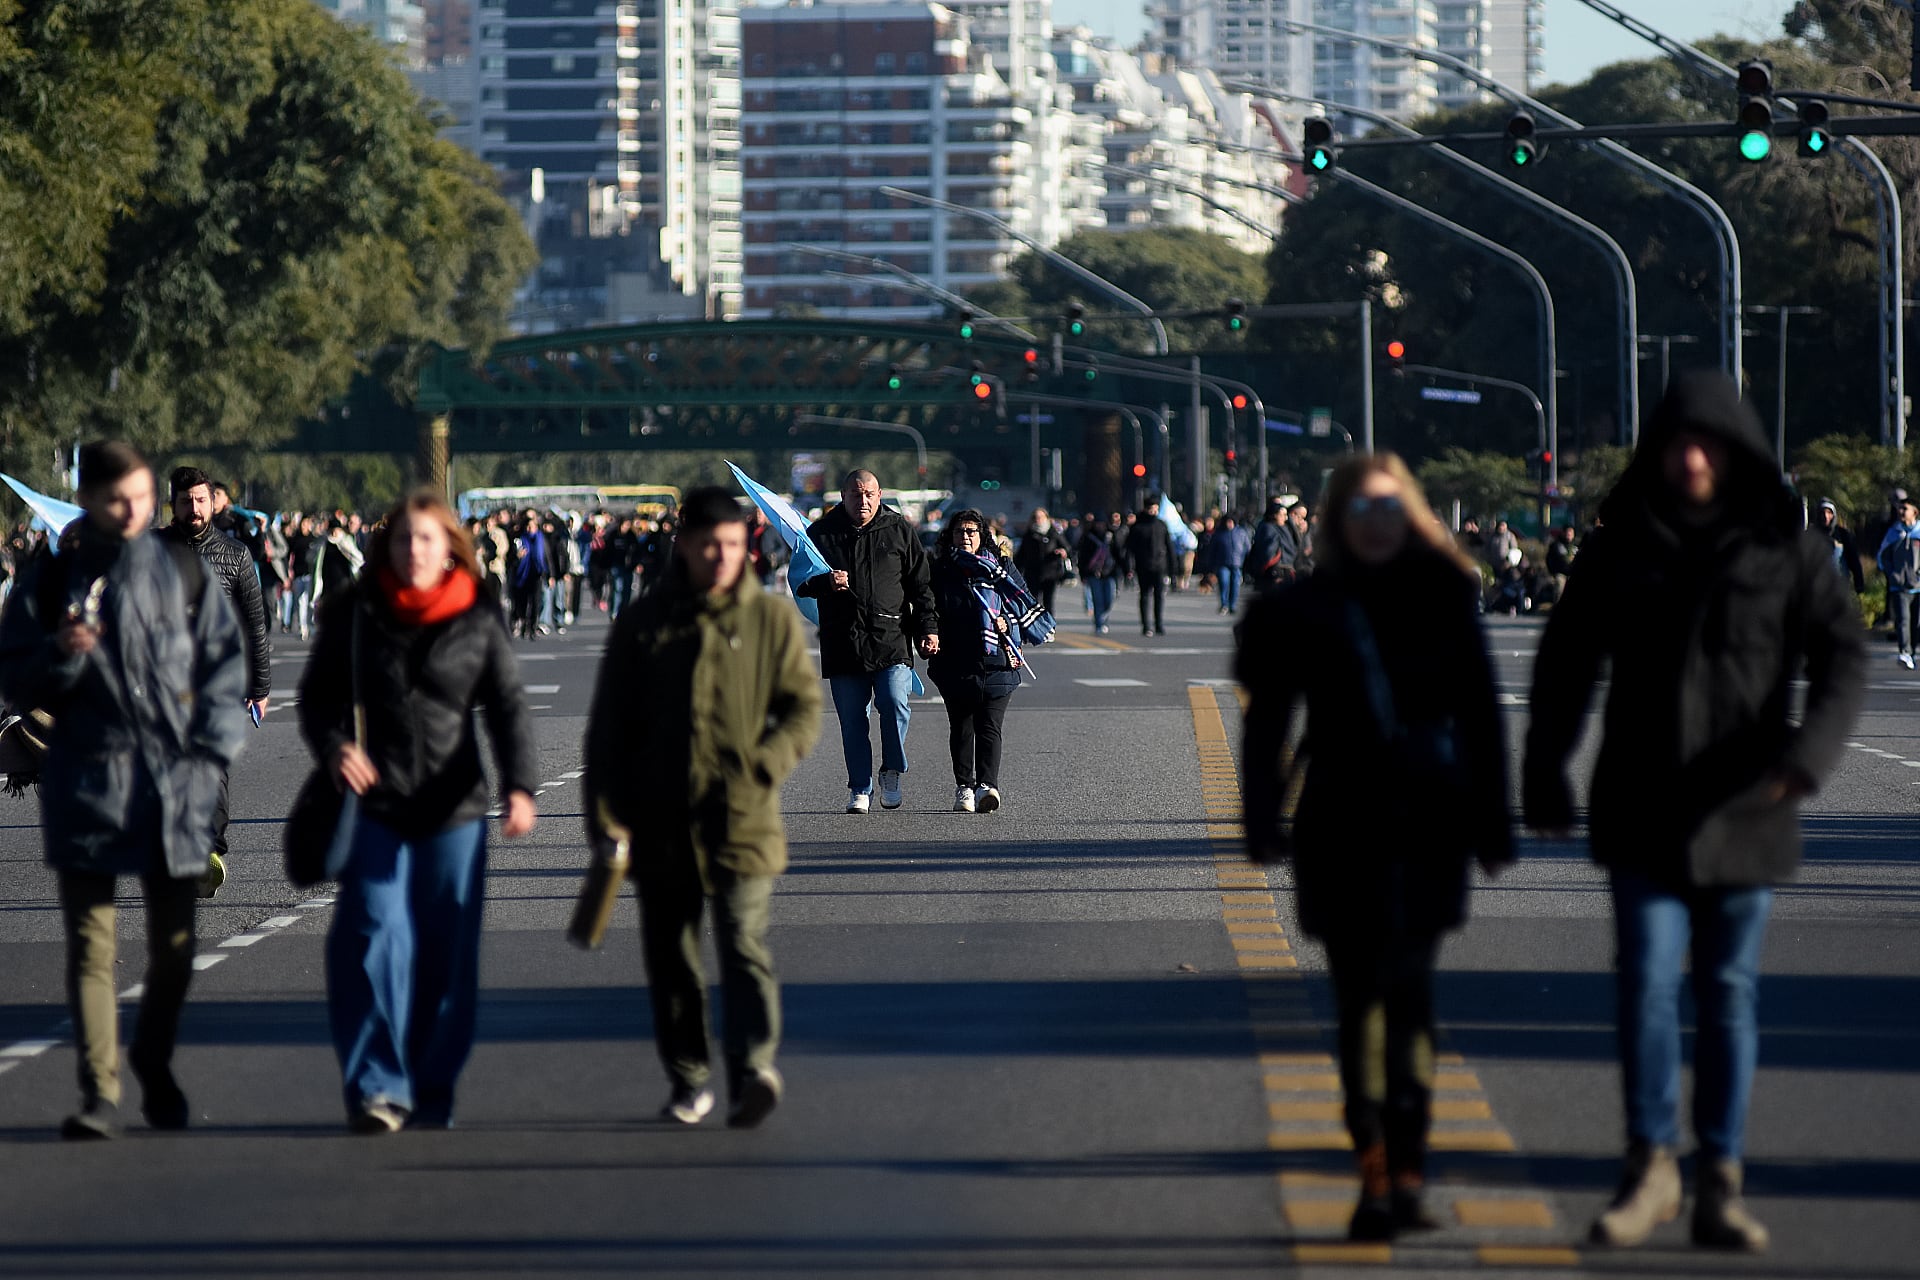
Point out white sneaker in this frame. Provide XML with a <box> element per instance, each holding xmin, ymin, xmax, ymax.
<box><xmin>1903</xmin><ymin>653</ymin><xmax>1916</xmax><ymax>670</ymax></box>
<box><xmin>879</xmin><ymin>769</ymin><xmax>903</xmax><ymax>809</ymax></box>
<box><xmin>975</xmin><ymin>785</ymin><xmax>1001</xmax><ymax>814</ymax></box>
<box><xmin>846</xmin><ymin>791</ymin><xmax>870</xmax><ymax>814</ymax></box>
<box><xmin>661</xmin><ymin>1085</ymin><xmax>714</xmax><ymax>1125</ymax></box>
<box><xmin>954</xmin><ymin>786</ymin><xmax>976</xmax><ymax>813</ymax></box>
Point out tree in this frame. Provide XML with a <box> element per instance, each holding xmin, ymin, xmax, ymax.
<box><xmin>0</xmin><ymin>1</ymin><xmax>536</xmax><ymax>486</ymax></box>
<box><xmin>1415</xmin><ymin>448</ymin><xmax>1534</xmax><ymax>524</ymax></box>
<box><xmin>1792</xmin><ymin>434</ymin><xmax>1914</xmax><ymax>527</ymax></box>
<box><xmin>968</xmin><ymin>228</ymin><xmax>1267</xmax><ymax>356</ymax></box>
<box><xmin>1562</xmin><ymin>444</ymin><xmax>1633</xmax><ymax>515</ymax></box>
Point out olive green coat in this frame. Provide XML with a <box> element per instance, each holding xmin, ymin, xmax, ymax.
<box><xmin>585</xmin><ymin>569</ymin><xmax>821</xmax><ymax>886</ymax></box>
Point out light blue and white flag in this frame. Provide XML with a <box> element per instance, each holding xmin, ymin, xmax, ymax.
<box><xmin>1158</xmin><ymin>495</ymin><xmax>1198</xmax><ymax>555</ymax></box>
<box><xmin>727</xmin><ymin>460</ymin><xmax>927</xmax><ymax>695</ymax></box>
<box><xmin>1</xmin><ymin>474</ymin><xmax>84</xmax><ymax>551</ymax></box>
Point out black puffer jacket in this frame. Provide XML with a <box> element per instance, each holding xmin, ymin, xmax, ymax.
<box><xmin>299</xmin><ymin>580</ymin><xmax>537</xmax><ymax>837</ymax></box>
<box><xmin>1525</xmin><ymin>371</ymin><xmax>1867</xmax><ymax>887</ymax></box>
<box><xmin>797</xmin><ymin>505</ymin><xmax>937</xmax><ymax>678</ymax></box>
<box><xmin>159</xmin><ymin>522</ymin><xmax>270</xmax><ymax>701</ymax></box>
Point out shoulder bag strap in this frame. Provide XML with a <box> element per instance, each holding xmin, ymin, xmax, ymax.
<box><xmin>1342</xmin><ymin>596</ymin><xmax>1399</xmax><ymax>739</ymax></box>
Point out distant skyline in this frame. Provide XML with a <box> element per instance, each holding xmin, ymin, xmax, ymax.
<box><xmin>1048</xmin><ymin>1</ymin><xmax>1793</xmax><ymax>87</ymax></box>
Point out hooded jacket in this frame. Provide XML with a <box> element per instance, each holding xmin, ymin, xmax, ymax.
<box><xmin>1524</xmin><ymin>371</ymin><xmax>1867</xmax><ymax>887</ymax></box>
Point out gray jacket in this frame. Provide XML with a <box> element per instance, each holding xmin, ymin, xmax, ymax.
<box><xmin>0</xmin><ymin>528</ymin><xmax>250</xmax><ymax>878</ymax></box>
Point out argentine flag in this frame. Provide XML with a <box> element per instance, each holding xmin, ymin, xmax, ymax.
<box><xmin>1158</xmin><ymin>495</ymin><xmax>1198</xmax><ymax>555</ymax></box>
<box><xmin>1</xmin><ymin>474</ymin><xmax>84</xmax><ymax>551</ymax></box>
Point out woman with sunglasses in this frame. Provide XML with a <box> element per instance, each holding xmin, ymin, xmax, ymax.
<box><xmin>927</xmin><ymin>510</ymin><xmax>1043</xmax><ymax>813</ymax></box>
<box><xmin>1236</xmin><ymin>455</ymin><xmax>1512</xmax><ymax>1241</ymax></box>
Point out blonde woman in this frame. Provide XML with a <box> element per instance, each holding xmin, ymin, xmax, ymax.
<box><xmin>1236</xmin><ymin>454</ymin><xmax>1512</xmax><ymax>1241</ymax></box>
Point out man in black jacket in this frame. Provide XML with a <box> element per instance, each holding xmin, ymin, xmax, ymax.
<box><xmin>1525</xmin><ymin>372</ymin><xmax>1865</xmax><ymax>1254</ymax></box>
<box><xmin>1813</xmin><ymin>498</ymin><xmax>1865</xmax><ymax>595</ymax></box>
<box><xmin>796</xmin><ymin>471</ymin><xmax>938</xmax><ymax>814</ymax></box>
<box><xmin>158</xmin><ymin>467</ymin><xmax>270</xmax><ymax>898</ymax></box>
<box><xmin>1125</xmin><ymin>500</ymin><xmax>1174</xmax><ymax>635</ymax></box>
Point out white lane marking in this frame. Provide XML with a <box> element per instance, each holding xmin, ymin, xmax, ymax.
<box><xmin>530</xmin><ymin>705</ymin><xmax>553</xmax><ymax>710</ymax></box>
<box><xmin>219</xmin><ymin>935</ymin><xmax>265</xmax><ymax>948</ymax></box>
<box><xmin>261</xmin><ymin>916</ymin><xmax>301</xmax><ymax>929</ymax></box>
<box><xmin>525</xmin><ymin>684</ymin><xmax>561</xmax><ymax>694</ymax></box>
<box><xmin>0</xmin><ymin>1040</ymin><xmax>57</xmax><ymax>1059</ymax></box>
<box><xmin>192</xmin><ymin>955</ymin><xmax>228</xmax><ymax>972</ymax></box>
<box><xmin>0</xmin><ymin>1062</ymin><xmax>16</xmax><ymax>1078</ymax></box>
<box><xmin>119</xmin><ymin>985</ymin><xmax>145</xmax><ymax>1001</ymax></box>
<box><xmin>557</xmin><ymin>770</ymin><xmax>585</xmax><ymax>781</ymax></box>
<box><xmin>1074</xmin><ymin>678</ymin><xmax>1150</xmax><ymax>688</ymax></box>
<box><xmin>297</xmin><ymin>898</ymin><xmax>334</xmax><ymax>910</ymax></box>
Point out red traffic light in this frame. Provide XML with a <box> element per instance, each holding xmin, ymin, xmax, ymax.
<box><xmin>1131</xmin><ymin>463</ymin><xmax>1147</xmax><ymax>478</ymax></box>
<box><xmin>1540</xmin><ymin>451</ymin><xmax>1553</xmax><ymax>464</ymax></box>
<box><xmin>972</xmin><ymin>382</ymin><xmax>992</xmax><ymax>400</ymax></box>
<box><xmin>1022</xmin><ymin>348</ymin><xmax>1039</xmax><ymax>364</ymax></box>
<box><xmin>1386</xmin><ymin>340</ymin><xmax>1406</xmax><ymax>360</ymax></box>
<box><xmin>1231</xmin><ymin>394</ymin><xmax>1248</xmax><ymax>410</ymax></box>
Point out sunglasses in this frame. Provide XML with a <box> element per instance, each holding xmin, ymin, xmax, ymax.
<box><xmin>1346</xmin><ymin>494</ymin><xmax>1406</xmax><ymax>520</ymax></box>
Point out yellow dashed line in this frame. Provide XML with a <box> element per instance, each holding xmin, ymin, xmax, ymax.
<box><xmin>1295</xmin><ymin>1243</ymin><xmax>1390</xmax><ymax>1265</ymax></box>
<box><xmin>1268</xmin><ymin>1130</ymin><xmax>1354</xmax><ymax>1151</ymax></box>
<box><xmin>1454</xmin><ymin>1199</ymin><xmax>1557</xmax><ymax>1229</ymax></box>
<box><xmin>1283</xmin><ymin>1200</ymin><xmax>1354</xmax><ymax>1229</ymax></box>
<box><xmin>1477</xmin><ymin>1245</ymin><xmax>1582</xmax><ymax>1267</ymax></box>
<box><xmin>1428</xmin><ymin>1128</ymin><xmax>1520</xmax><ymax>1152</ymax></box>
<box><xmin>1264</xmin><ymin>1072</ymin><xmax>1343</xmax><ymax>1092</ymax></box>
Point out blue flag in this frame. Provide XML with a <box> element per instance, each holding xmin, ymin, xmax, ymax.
<box><xmin>1158</xmin><ymin>495</ymin><xmax>1198</xmax><ymax>555</ymax></box>
<box><xmin>1</xmin><ymin>474</ymin><xmax>84</xmax><ymax>551</ymax></box>
<box><xmin>727</xmin><ymin>461</ymin><xmax>927</xmax><ymax>696</ymax></box>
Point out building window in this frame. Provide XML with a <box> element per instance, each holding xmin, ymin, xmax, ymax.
<box><xmin>874</xmin><ymin>52</ymin><xmax>894</xmax><ymax>73</ymax></box>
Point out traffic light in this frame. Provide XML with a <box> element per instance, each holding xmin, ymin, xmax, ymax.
<box><xmin>1021</xmin><ymin>347</ymin><xmax>1041</xmax><ymax>383</ymax></box>
<box><xmin>958</xmin><ymin>307</ymin><xmax>976</xmax><ymax>341</ymax></box>
<box><xmin>1225</xmin><ymin>298</ymin><xmax>1248</xmax><ymax>332</ymax></box>
<box><xmin>1131</xmin><ymin>463</ymin><xmax>1148</xmax><ymax>479</ymax></box>
<box><xmin>886</xmin><ymin>363</ymin><xmax>905</xmax><ymax>392</ymax></box>
<box><xmin>1231</xmin><ymin>393</ymin><xmax>1249</xmax><ymax>411</ymax></box>
<box><xmin>1302</xmin><ymin>117</ymin><xmax>1335</xmax><ymax>173</ymax></box>
<box><xmin>1064</xmin><ymin>302</ymin><xmax>1086</xmax><ymax>339</ymax></box>
<box><xmin>1224</xmin><ymin>448</ymin><xmax>1239</xmax><ymax>475</ymax></box>
<box><xmin>1798</xmin><ymin>98</ymin><xmax>1832</xmax><ymax>157</ymax></box>
<box><xmin>979</xmin><ymin>479</ymin><xmax>1002</xmax><ymax>491</ymax></box>
<box><xmin>971</xmin><ymin>381</ymin><xmax>992</xmax><ymax>400</ymax></box>
<box><xmin>1385</xmin><ymin>339</ymin><xmax>1406</xmax><ymax>364</ymax></box>
<box><xmin>1504</xmin><ymin>112</ymin><xmax>1540</xmax><ymax>168</ymax></box>
<box><xmin>1737</xmin><ymin>59</ymin><xmax>1774</xmax><ymax>162</ymax></box>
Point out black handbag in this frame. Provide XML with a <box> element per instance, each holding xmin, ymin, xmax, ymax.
<box><xmin>285</xmin><ymin>608</ymin><xmax>364</xmax><ymax>887</ymax></box>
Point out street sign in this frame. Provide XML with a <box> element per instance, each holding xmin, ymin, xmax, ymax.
<box><xmin>1420</xmin><ymin>387</ymin><xmax>1484</xmax><ymax>405</ymax></box>
<box><xmin>1014</xmin><ymin>413</ymin><xmax>1055</xmax><ymax>425</ymax></box>
<box><xmin>1308</xmin><ymin>407</ymin><xmax>1333</xmax><ymax>438</ymax></box>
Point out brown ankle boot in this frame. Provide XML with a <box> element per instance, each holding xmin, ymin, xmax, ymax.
<box><xmin>1349</xmin><ymin>1141</ymin><xmax>1395</xmax><ymax>1241</ymax></box>
<box><xmin>1692</xmin><ymin>1158</ymin><xmax>1769</xmax><ymax>1252</ymax></box>
<box><xmin>1590</xmin><ymin>1141</ymin><xmax>1682</xmax><ymax>1247</ymax></box>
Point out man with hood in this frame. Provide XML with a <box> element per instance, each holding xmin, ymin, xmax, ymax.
<box><xmin>1813</xmin><ymin>498</ymin><xmax>1864</xmax><ymax>596</ymax></box>
<box><xmin>1525</xmin><ymin>372</ymin><xmax>1865</xmax><ymax>1253</ymax></box>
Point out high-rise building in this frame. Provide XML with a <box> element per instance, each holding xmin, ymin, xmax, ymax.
<box><xmin>738</xmin><ymin>2</ymin><xmax>1032</xmax><ymax>319</ymax></box>
<box><xmin>322</xmin><ymin>0</ymin><xmax>428</xmax><ymax>63</ymax></box>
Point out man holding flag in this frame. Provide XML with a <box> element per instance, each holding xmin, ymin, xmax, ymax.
<box><xmin>796</xmin><ymin>471</ymin><xmax>938</xmax><ymax>814</ymax></box>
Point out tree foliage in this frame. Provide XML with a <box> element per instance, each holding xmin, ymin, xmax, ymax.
<box><xmin>1791</xmin><ymin>434</ymin><xmax>1914</xmax><ymax>527</ymax></box>
<box><xmin>967</xmin><ymin>228</ymin><xmax>1267</xmax><ymax>356</ymax></box>
<box><xmin>1415</xmin><ymin>447</ymin><xmax>1533</xmax><ymax>524</ymax></box>
<box><xmin>0</xmin><ymin>0</ymin><xmax>536</xmax><ymax>487</ymax></box>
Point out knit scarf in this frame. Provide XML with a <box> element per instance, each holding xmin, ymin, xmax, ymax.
<box><xmin>378</xmin><ymin>565</ymin><xmax>478</xmax><ymax>626</ymax></box>
<box><xmin>944</xmin><ymin>548</ymin><xmax>1052</xmax><ymax>665</ymax></box>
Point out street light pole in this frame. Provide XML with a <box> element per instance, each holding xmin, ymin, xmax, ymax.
<box><xmin>1745</xmin><ymin>306</ymin><xmax>1822</xmax><ymax>470</ymax></box>
<box><xmin>793</xmin><ymin>415</ymin><xmax>930</xmax><ymax>482</ymax></box>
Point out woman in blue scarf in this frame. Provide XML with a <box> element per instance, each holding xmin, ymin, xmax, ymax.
<box><xmin>928</xmin><ymin>509</ymin><xmax>1047</xmax><ymax>813</ymax></box>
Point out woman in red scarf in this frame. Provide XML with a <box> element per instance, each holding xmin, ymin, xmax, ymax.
<box><xmin>299</xmin><ymin>491</ymin><xmax>540</xmax><ymax>1133</ymax></box>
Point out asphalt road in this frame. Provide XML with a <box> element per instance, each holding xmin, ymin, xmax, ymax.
<box><xmin>0</xmin><ymin>584</ymin><xmax>1912</xmax><ymax>1279</ymax></box>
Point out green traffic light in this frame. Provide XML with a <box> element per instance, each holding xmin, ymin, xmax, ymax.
<box><xmin>1084</xmin><ymin>368</ymin><xmax>1097</xmax><ymax>382</ymax></box>
<box><xmin>1068</xmin><ymin>321</ymin><xmax>1085</xmax><ymax>337</ymax></box>
<box><xmin>959</xmin><ymin>323</ymin><xmax>974</xmax><ymax>340</ymax></box>
<box><xmin>1227</xmin><ymin>318</ymin><xmax>1244</xmax><ymax>331</ymax></box>
<box><xmin>1308</xmin><ymin>149</ymin><xmax>1330</xmax><ymax>172</ymax></box>
<box><xmin>1806</xmin><ymin>130</ymin><xmax>1827</xmax><ymax>154</ymax></box>
<box><xmin>887</xmin><ymin>376</ymin><xmax>902</xmax><ymax>391</ymax></box>
<box><xmin>1511</xmin><ymin>146</ymin><xmax>1531</xmax><ymax>166</ymax></box>
<box><xmin>1739</xmin><ymin>130</ymin><xmax>1772</xmax><ymax>161</ymax></box>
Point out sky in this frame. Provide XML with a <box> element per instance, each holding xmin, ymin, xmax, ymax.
<box><xmin>1049</xmin><ymin>0</ymin><xmax>1793</xmax><ymax>87</ymax></box>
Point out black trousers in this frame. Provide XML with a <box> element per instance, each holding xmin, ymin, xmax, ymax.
<box><xmin>510</xmin><ymin>581</ymin><xmax>542</xmax><ymax>635</ymax></box>
<box><xmin>1138</xmin><ymin>577</ymin><xmax>1166</xmax><ymax>632</ymax></box>
<box><xmin>211</xmin><ymin>767</ymin><xmax>231</xmax><ymax>857</ymax></box>
<box><xmin>1324</xmin><ymin>931</ymin><xmax>1441</xmax><ymax>1176</ymax></box>
<box><xmin>940</xmin><ymin>678</ymin><xmax>1014</xmax><ymax>789</ymax></box>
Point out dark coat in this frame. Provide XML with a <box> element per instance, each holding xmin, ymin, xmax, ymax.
<box><xmin>160</xmin><ymin>521</ymin><xmax>271</xmax><ymax>701</ymax></box>
<box><xmin>1076</xmin><ymin>528</ymin><xmax>1119</xmax><ymax>580</ymax></box>
<box><xmin>0</xmin><ymin>527</ymin><xmax>249</xmax><ymax>878</ymax></box>
<box><xmin>1236</xmin><ymin>554</ymin><xmax>1511</xmax><ymax>940</ymax></box>
<box><xmin>796</xmin><ymin>504</ymin><xmax>937</xmax><ymax>678</ymax></box>
<box><xmin>927</xmin><ymin>551</ymin><xmax>1026</xmax><ymax>695</ymax></box>
<box><xmin>299</xmin><ymin>580</ymin><xmax>537</xmax><ymax>837</ymax></box>
<box><xmin>1014</xmin><ymin>522</ymin><xmax>1070</xmax><ymax>587</ymax></box>
<box><xmin>1524</xmin><ymin>371</ymin><xmax>1867</xmax><ymax>888</ymax></box>
<box><xmin>1126</xmin><ymin>516</ymin><xmax>1173</xmax><ymax>578</ymax></box>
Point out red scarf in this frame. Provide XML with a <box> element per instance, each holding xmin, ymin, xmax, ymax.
<box><xmin>378</xmin><ymin>565</ymin><xmax>478</xmax><ymax>626</ymax></box>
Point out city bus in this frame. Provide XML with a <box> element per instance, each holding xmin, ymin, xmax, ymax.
<box><xmin>455</xmin><ymin>484</ymin><xmax>681</xmax><ymax>522</ymax></box>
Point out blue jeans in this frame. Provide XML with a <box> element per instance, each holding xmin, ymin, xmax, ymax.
<box><xmin>326</xmin><ymin>816</ymin><xmax>488</xmax><ymax>1123</ymax></box>
<box><xmin>1087</xmin><ymin>577</ymin><xmax>1116</xmax><ymax>630</ymax></box>
<box><xmin>1610</xmin><ymin>869</ymin><xmax>1773</xmax><ymax>1160</ymax></box>
<box><xmin>829</xmin><ymin>665</ymin><xmax>914</xmax><ymax>792</ymax></box>
<box><xmin>1218</xmin><ymin>567</ymin><xmax>1243</xmax><ymax>612</ymax></box>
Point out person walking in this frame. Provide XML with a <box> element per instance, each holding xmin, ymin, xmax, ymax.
<box><xmin>796</xmin><ymin>470</ymin><xmax>938</xmax><ymax>814</ymax></box>
<box><xmin>1237</xmin><ymin>453</ymin><xmax>1511</xmax><ymax>1241</ymax></box>
<box><xmin>1525</xmin><ymin>372</ymin><xmax>1866</xmax><ymax>1252</ymax></box>
<box><xmin>157</xmin><ymin>467</ymin><xmax>272</xmax><ymax>898</ymax></box>
<box><xmin>0</xmin><ymin>442</ymin><xmax>250</xmax><ymax>1138</ymax></box>
<box><xmin>1126</xmin><ymin>499</ymin><xmax>1174</xmax><ymax>636</ymax></box>
<box><xmin>1544</xmin><ymin>524</ymin><xmax>1579</xmax><ymax>605</ymax></box>
<box><xmin>928</xmin><ymin>510</ymin><xmax>1042</xmax><ymax>814</ymax></box>
<box><xmin>508</xmin><ymin>509</ymin><xmax>549</xmax><ymax>639</ymax></box>
<box><xmin>299</xmin><ymin>491</ymin><xmax>539</xmax><ymax>1133</ymax></box>
<box><xmin>1814</xmin><ymin>499</ymin><xmax>1864</xmax><ymax>596</ymax></box>
<box><xmin>1210</xmin><ymin>514</ymin><xmax>1252</xmax><ymax>614</ymax></box>
<box><xmin>1877</xmin><ymin>497</ymin><xmax>1920</xmax><ymax>667</ymax></box>
<box><xmin>1076</xmin><ymin>515</ymin><xmax>1120</xmax><ymax>634</ymax></box>
<box><xmin>586</xmin><ymin>487</ymin><xmax>821</xmax><ymax>1128</ymax></box>
<box><xmin>1013</xmin><ymin>508</ymin><xmax>1072</xmax><ymax>617</ymax></box>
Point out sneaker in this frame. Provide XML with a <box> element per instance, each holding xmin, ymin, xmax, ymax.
<box><xmin>60</xmin><ymin>1097</ymin><xmax>118</xmax><ymax>1141</ymax></box>
<box><xmin>1902</xmin><ymin>653</ymin><xmax>1915</xmax><ymax>670</ymax></box>
<box><xmin>349</xmin><ymin>1098</ymin><xmax>408</xmax><ymax>1135</ymax></box>
<box><xmin>727</xmin><ymin>1066</ymin><xmax>783</xmax><ymax>1130</ymax></box>
<box><xmin>846</xmin><ymin>791</ymin><xmax>870</xmax><ymax>815</ymax></box>
<box><xmin>1591</xmin><ymin>1141</ymin><xmax>1682</xmax><ymax>1247</ymax></box>
<box><xmin>1155</xmin><ymin>627</ymin><xmax>1167</xmax><ymax>636</ymax></box>
<box><xmin>878</xmin><ymin>769</ymin><xmax>903</xmax><ymax>809</ymax></box>
<box><xmin>975</xmin><ymin>785</ymin><xmax>1001</xmax><ymax>814</ymax></box>
<box><xmin>953</xmin><ymin>786</ymin><xmax>976</xmax><ymax>813</ymax></box>
<box><xmin>129</xmin><ymin>1042</ymin><xmax>188</xmax><ymax>1130</ymax></box>
<box><xmin>661</xmin><ymin>1084</ymin><xmax>715</xmax><ymax>1126</ymax></box>
<box><xmin>1097</xmin><ymin>626</ymin><xmax>1110</xmax><ymax>635</ymax></box>
<box><xmin>196</xmin><ymin>850</ymin><xmax>225</xmax><ymax>900</ymax></box>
